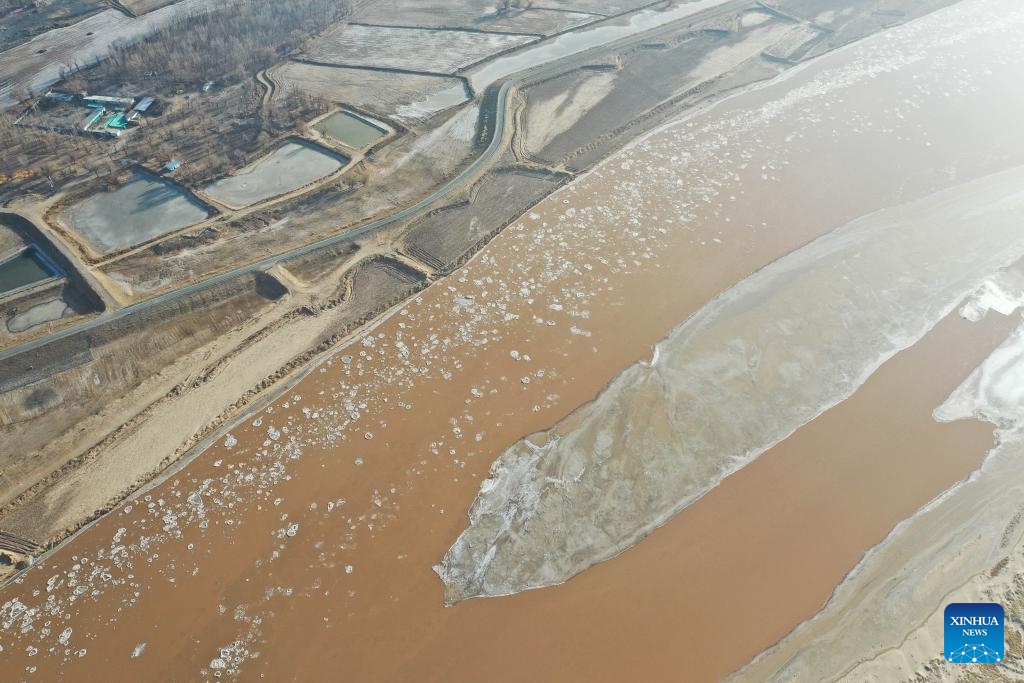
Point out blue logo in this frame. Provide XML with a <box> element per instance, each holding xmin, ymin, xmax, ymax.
<box><xmin>944</xmin><ymin>603</ymin><xmax>1004</xmax><ymax>664</ymax></box>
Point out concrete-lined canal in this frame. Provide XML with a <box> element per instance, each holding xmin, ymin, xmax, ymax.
<box><xmin>0</xmin><ymin>248</ymin><xmax>59</xmax><ymax>297</ymax></box>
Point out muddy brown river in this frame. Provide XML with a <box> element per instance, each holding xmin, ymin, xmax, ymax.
<box><xmin>4</xmin><ymin>1</ymin><xmax>1024</xmax><ymax>681</ymax></box>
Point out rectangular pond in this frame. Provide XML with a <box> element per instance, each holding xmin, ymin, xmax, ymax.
<box><xmin>314</xmin><ymin>111</ymin><xmax>387</xmax><ymax>149</ymax></box>
<box><xmin>202</xmin><ymin>140</ymin><xmax>347</xmax><ymax>209</ymax></box>
<box><xmin>0</xmin><ymin>248</ymin><xmax>60</xmax><ymax>297</ymax></box>
<box><xmin>65</xmin><ymin>170</ymin><xmax>211</xmax><ymax>254</ymax></box>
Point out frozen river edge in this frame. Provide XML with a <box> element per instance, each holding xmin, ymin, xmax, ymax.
<box><xmin>437</xmin><ymin>164</ymin><xmax>1024</xmax><ymax>603</ymax></box>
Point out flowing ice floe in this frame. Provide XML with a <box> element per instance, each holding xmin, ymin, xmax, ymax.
<box><xmin>936</xmin><ymin>272</ymin><xmax>1024</xmax><ymax>429</ymax></box>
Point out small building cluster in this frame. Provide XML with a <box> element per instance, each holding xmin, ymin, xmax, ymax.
<box><xmin>15</xmin><ymin>91</ymin><xmax>160</xmax><ymax>138</ymax></box>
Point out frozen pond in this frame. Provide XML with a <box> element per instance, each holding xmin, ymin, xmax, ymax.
<box><xmin>0</xmin><ymin>248</ymin><xmax>58</xmax><ymax>296</ymax></box>
<box><xmin>202</xmin><ymin>141</ymin><xmax>347</xmax><ymax>208</ymax></box>
<box><xmin>314</xmin><ymin>111</ymin><xmax>387</xmax><ymax>149</ymax></box>
<box><xmin>65</xmin><ymin>171</ymin><xmax>210</xmax><ymax>254</ymax></box>
<box><xmin>7</xmin><ymin>299</ymin><xmax>68</xmax><ymax>333</ymax></box>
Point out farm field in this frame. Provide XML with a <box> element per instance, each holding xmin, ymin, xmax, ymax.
<box><xmin>304</xmin><ymin>23</ymin><xmax>537</xmax><ymax>74</ymax></box>
<box><xmin>353</xmin><ymin>1</ymin><xmax>601</xmax><ymax>35</ymax></box>
<box><xmin>401</xmin><ymin>166</ymin><xmax>568</xmax><ymax>273</ymax></box>
<box><xmin>478</xmin><ymin>8</ymin><xmax>599</xmax><ymax>35</ymax></box>
<box><xmin>0</xmin><ymin>0</ymin><xmax>105</xmax><ymax>53</ymax></box>
<box><xmin>354</xmin><ymin>0</ymin><xmax>656</xmax><ymax>25</ymax></box>
<box><xmin>275</xmin><ymin>61</ymin><xmax>468</xmax><ymax>123</ymax></box>
<box><xmin>525</xmin><ymin>0</ymin><xmax>654</xmax><ymax>14</ymax></box>
<box><xmin>121</xmin><ymin>0</ymin><xmax>183</xmax><ymax>15</ymax></box>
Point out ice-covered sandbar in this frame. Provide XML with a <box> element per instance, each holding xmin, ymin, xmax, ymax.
<box><xmin>437</xmin><ymin>164</ymin><xmax>1024</xmax><ymax>603</ymax></box>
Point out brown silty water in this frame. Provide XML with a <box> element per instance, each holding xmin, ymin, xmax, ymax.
<box><xmin>4</xmin><ymin>1</ymin><xmax>1024</xmax><ymax>680</ymax></box>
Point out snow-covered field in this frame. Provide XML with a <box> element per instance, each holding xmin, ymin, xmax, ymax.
<box><xmin>304</xmin><ymin>24</ymin><xmax>537</xmax><ymax>74</ymax></box>
<box><xmin>275</xmin><ymin>61</ymin><xmax>469</xmax><ymax>123</ymax></box>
